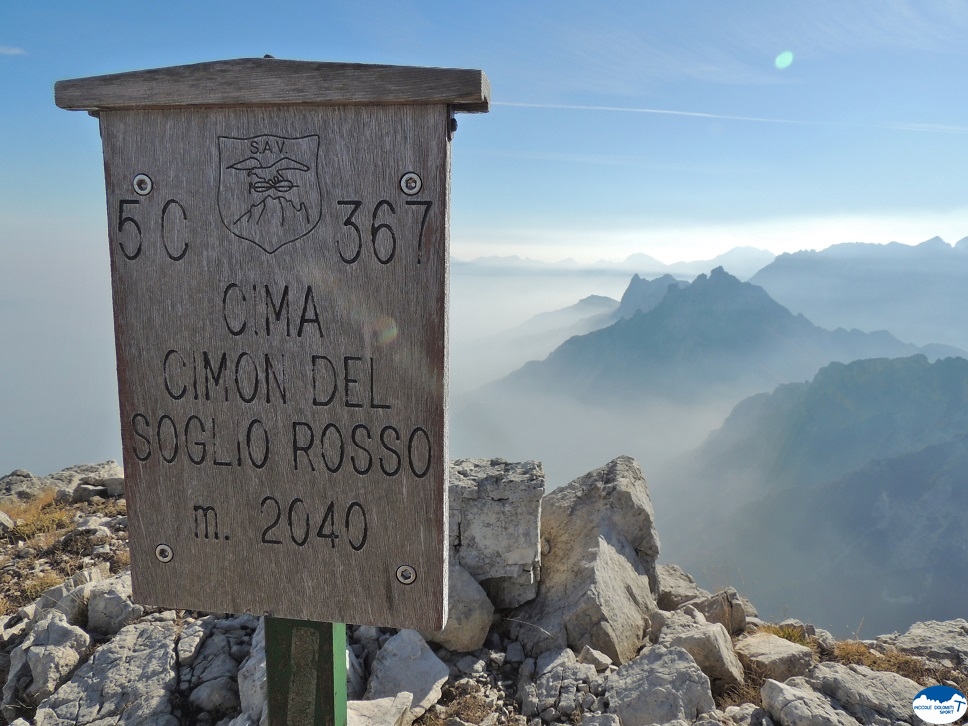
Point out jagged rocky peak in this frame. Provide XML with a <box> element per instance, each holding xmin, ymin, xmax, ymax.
<box><xmin>613</xmin><ymin>273</ymin><xmax>684</xmax><ymax>319</ymax></box>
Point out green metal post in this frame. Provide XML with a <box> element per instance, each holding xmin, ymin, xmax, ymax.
<box><xmin>266</xmin><ymin>618</ymin><xmax>347</xmax><ymax>726</ymax></box>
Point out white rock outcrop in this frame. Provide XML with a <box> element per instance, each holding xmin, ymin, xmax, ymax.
<box><xmin>364</xmin><ymin>629</ymin><xmax>448</xmax><ymax>726</ymax></box>
<box><xmin>0</xmin><ymin>456</ymin><xmax>962</xmax><ymax>726</ymax></box>
<box><xmin>348</xmin><ymin>693</ymin><xmax>413</xmax><ymax>726</ymax></box>
<box><xmin>735</xmin><ymin>632</ymin><xmax>815</xmax><ymax>682</ymax></box>
<box><xmin>86</xmin><ymin>571</ymin><xmax>145</xmax><ymax>636</ymax></box>
<box><xmin>607</xmin><ymin>644</ymin><xmax>716</xmax><ymax>726</ymax></box>
<box><xmin>655</xmin><ymin>607</ymin><xmax>745</xmax><ymax>694</ymax></box>
<box><xmin>2</xmin><ymin>612</ymin><xmax>91</xmax><ymax>719</ymax></box>
<box><xmin>687</xmin><ymin>587</ymin><xmax>749</xmax><ymax>636</ymax></box>
<box><xmin>657</xmin><ymin>563</ymin><xmax>711</xmax><ymax>611</ymax></box>
<box><xmin>878</xmin><ymin>618</ymin><xmax>968</xmax><ymax>667</ymax></box>
<box><xmin>449</xmin><ymin>458</ymin><xmax>545</xmax><ymax>608</ymax></box>
<box><xmin>509</xmin><ymin>456</ymin><xmax>660</xmax><ymax>663</ymax></box>
<box><xmin>31</xmin><ymin>619</ymin><xmax>180</xmax><ymax>726</ymax></box>
<box><xmin>761</xmin><ymin>678</ymin><xmax>857</xmax><ymax>726</ymax></box>
<box><xmin>420</xmin><ymin>561</ymin><xmax>494</xmax><ymax>653</ymax></box>
<box><xmin>803</xmin><ymin>662</ymin><xmax>921</xmax><ymax>725</ymax></box>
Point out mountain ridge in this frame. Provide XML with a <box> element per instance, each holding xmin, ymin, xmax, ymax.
<box><xmin>752</xmin><ymin>235</ymin><xmax>968</xmax><ymax>350</ymax></box>
<box><xmin>654</xmin><ymin>354</ymin><xmax>968</xmax><ymax>634</ymax></box>
<box><xmin>497</xmin><ymin>267</ymin><xmax>959</xmax><ymax>405</ymax></box>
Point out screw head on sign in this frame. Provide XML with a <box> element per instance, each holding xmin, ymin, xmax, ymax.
<box><xmin>133</xmin><ymin>174</ymin><xmax>153</xmax><ymax>196</ymax></box>
<box><xmin>395</xmin><ymin>564</ymin><xmax>417</xmax><ymax>585</ymax></box>
<box><xmin>155</xmin><ymin>544</ymin><xmax>174</xmax><ymax>563</ymax></box>
<box><xmin>399</xmin><ymin>172</ymin><xmax>422</xmax><ymax>196</ymax></box>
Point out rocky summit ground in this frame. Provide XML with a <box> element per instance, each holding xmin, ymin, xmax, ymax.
<box><xmin>0</xmin><ymin>458</ymin><xmax>965</xmax><ymax>726</ymax></box>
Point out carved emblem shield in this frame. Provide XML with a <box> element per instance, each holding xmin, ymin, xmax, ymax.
<box><xmin>218</xmin><ymin>134</ymin><xmax>321</xmax><ymax>253</ymax></box>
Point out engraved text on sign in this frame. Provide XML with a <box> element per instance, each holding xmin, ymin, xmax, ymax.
<box><xmin>101</xmin><ymin>105</ymin><xmax>450</xmax><ymax>629</ymax></box>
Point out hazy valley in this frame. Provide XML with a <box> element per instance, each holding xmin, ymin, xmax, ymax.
<box><xmin>449</xmin><ymin>236</ymin><xmax>968</xmax><ymax>636</ymax></box>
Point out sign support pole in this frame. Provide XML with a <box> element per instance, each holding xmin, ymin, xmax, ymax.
<box><xmin>266</xmin><ymin>617</ymin><xmax>347</xmax><ymax>726</ymax></box>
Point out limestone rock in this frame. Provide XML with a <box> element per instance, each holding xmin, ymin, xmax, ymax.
<box><xmin>52</xmin><ymin>580</ymin><xmax>98</xmax><ymax>627</ymax></box>
<box><xmin>0</xmin><ymin>511</ymin><xmax>14</xmax><ymax>534</ymax></box>
<box><xmin>761</xmin><ymin>677</ymin><xmax>859</xmax><ymax>726</ymax></box>
<box><xmin>236</xmin><ymin>617</ymin><xmax>268</xmax><ymax>726</ymax></box>
<box><xmin>878</xmin><ymin>619</ymin><xmax>968</xmax><ymax>667</ymax></box>
<box><xmin>178</xmin><ymin>615</ymin><xmax>218</xmax><ymax>666</ymax></box>
<box><xmin>804</xmin><ymin>662</ymin><xmax>921</xmax><ymax>725</ymax></box>
<box><xmin>735</xmin><ymin>632</ymin><xmax>814</xmax><ymax>682</ymax></box>
<box><xmin>579</xmin><ymin>715</ymin><xmax>621</xmax><ymax>726</ymax></box>
<box><xmin>607</xmin><ymin>644</ymin><xmax>715</xmax><ymax>726</ymax></box>
<box><xmin>191</xmin><ymin>632</ymin><xmax>238</xmax><ymax>686</ymax></box>
<box><xmin>532</xmin><ymin>647</ymin><xmax>597</xmax><ymax>717</ymax></box>
<box><xmin>101</xmin><ymin>477</ymin><xmax>126</xmax><ymax>498</ymax></box>
<box><xmin>449</xmin><ymin>458</ymin><xmax>544</xmax><ymax>608</ymax></box>
<box><xmin>0</xmin><ymin>469</ymin><xmax>48</xmax><ymax>502</ymax></box>
<box><xmin>657</xmin><ymin>563</ymin><xmax>710</xmax><ymax>611</ymax></box>
<box><xmin>32</xmin><ymin>619</ymin><xmax>179</xmax><ymax>726</ymax></box>
<box><xmin>2</xmin><ymin>612</ymin><xmax>91</xmax><ymax>719</ymax></box>
<box><xmin>86</xmin><ymin>571</ymin><xmax>145</xmax><ymax>636</ymax></box>
<box><xmin>506</xmin><ymin>641</ymin><xmax>526</xmax><ymax>663</ymax></box>
<box><xmin>509</xmin><ymin>457</ymin><xmax>660</xmax><ymax>664</ymax></box>
<box><xmin>687</xmin><ymin>588</ymin><xmax>749</xmax><ymax>636</ymax></box>
<box><xmin>32</xmin><ymin>565</ymin><xmax>109</xmax><ymax>622</ymax></box>
<box><xmin>190</xmin><ymin>676</ymin><xmax>240</xmax><ymax>714</ymax></box>
<box><xmin>73</xmin><ymin>484</ymin><xmax>108</xmax><ymax>503</ymax></box>
<box><xmin>577</xmin><ymin>644</ymin><xmax>613</xmax><ymax>671</ymax></box>
<box><xmin>725</xmin><ymin>703</ymin><xmax>775</xmax><ymax>726</ymax></box>
<box><xmin>48</xmin><ymin>461</ymin><xmax>123</xmax><ymax>490</ymax></box>
<box><xmin>656</xmin><ymin>608</ymin><xmax>744</xmax><ymax>694</ymax></box>
<box><xmin>365</xmin><ymin>629</ymin><xmax>448</xmax><ymax>725</ymax></box>
<box><xmin>420</xmin><ymin>561</ymin><xmax>494</xmax><ymax>653</ymax></box>
<box><xmin>348</xmin><ymin>693</ymin><xmax>414</xmax><ymax>726</ymax></box>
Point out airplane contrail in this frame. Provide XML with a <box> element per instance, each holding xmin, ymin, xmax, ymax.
<box><xmin>493</xmin><ymin>101</ymin><xmax>968</xmax><ymax>134</ymax></box>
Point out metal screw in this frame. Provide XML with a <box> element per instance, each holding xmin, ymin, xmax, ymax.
<box><xmin>133</xmin><ymin>174</ymin><xmax>153</xmax><ymax>196</ymax></box>
<box><xmin>399</xmin><ymin>172</ymin><xmax>422</xmax><ymax>196</ymax></box>
<box><xmin>155</xmin><ymin>544</ymin><xmax>174</xmax><ymax>563</ymax></box>
<box><xmin>395</xmin><ymin>564</ymin><xmax>417</xmax><ymax>585</ymax></box>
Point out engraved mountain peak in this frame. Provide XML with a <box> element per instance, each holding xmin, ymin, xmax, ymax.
<box><xmin>232</xmin><ymin>194</ymin><xmax>311</xmax><ymax>231</ymax></box>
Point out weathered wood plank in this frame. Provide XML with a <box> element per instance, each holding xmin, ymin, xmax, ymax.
<box><xmin>55</xmin><ymin>58</ymin><xmax>489</xmax><ymax>112</ymax></box>
<box><xmin>100</xmin><ymin>104</ymin><xmax>450</xmax><ymax>630</ymax></box>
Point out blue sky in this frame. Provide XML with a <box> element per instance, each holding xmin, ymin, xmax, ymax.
<box><xmin>3</xmin><ymin>0</ymin><xmax>968</xmax><ymax>474</ymax></box>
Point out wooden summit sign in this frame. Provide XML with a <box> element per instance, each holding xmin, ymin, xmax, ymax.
<box><xmin>56</xmin><ymin>58</ymin><xmax>489</xmax><ymax>630</ymax></box>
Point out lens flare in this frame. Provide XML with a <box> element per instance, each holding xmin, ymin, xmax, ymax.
<box><xmin>372</xmin><ymin>315</ymin><xmax>398</xmax><ymax>346</ymax></box>
<box><xmin>775</xmin><ymin>51</ymin><xmax>794</xmax><ymax>70</ymax></box>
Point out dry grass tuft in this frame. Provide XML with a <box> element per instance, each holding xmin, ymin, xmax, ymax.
<box><xmin>757</xmin><ymin>623</ymin><xmax>811</xmax><ymax>646</ymax></box>
<box><xmin>20</xmin><ymin>571</ymin><xmax>64</xmax><ymax>602</ymax></box>
<box><xmin>755</xmin><ymin>623</ymin><xmax>822</xmax><ymax>659</ymax></box>
<box><xmin>3</xmin><ymin>490</ymin><xmax>73</xmax><ymax>543</ymax></box>
<box><xmin>90</xmin><ymin>498</ymin><xmax>126</xmax><ymax>518</ymax></box>
<box><xmin>1</xmin><ymin>489</ymin><xmax>59</xmax><ymax>521</ymax></box>
<box><xmin>414</xmin><ymin>680</ymin><xmax>514</xmax><ymax>726</ymax></box>
<box><xmin>110</xmin><ymin>548</ymin><xmax>130</xmax><ymax>573</ymax></box>
<box><xmin>830</xmin><ymin>639</ymin><xmax>968</xmax><ymax>694</ymax></box>
<box><xmin>832</xmin><ymin>640</ymin><xmax>877</xmax><ymax>667</ymax></box>
<box><xmin>718</xmin><ymin>674</ymin><xmax>766</xmax><ymax>711</ymax></box>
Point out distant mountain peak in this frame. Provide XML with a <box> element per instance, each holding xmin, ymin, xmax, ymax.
<box><xmin>917</xmin><ymin>235</ymin><xmax>948</xmax><ymax>249</ymax></box>
<box><xmin>614</xmin><ymin>273</ymin><xmax>684</xmax><ymax>320</ymax></box>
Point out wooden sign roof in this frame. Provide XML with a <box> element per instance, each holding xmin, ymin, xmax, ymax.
<box><xmin>55</xmin><ymin>58</ymin><xmax>490</xmax><ymax>113</ymax></box>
